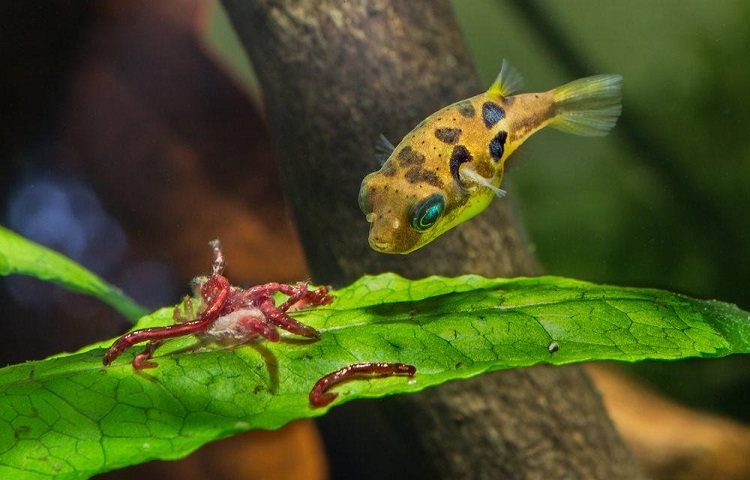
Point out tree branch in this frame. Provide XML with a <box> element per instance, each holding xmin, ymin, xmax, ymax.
<box><xmin>220</xmin><ymin>0</ymin><xmax>643</xmax><ymax>477</ymax></box>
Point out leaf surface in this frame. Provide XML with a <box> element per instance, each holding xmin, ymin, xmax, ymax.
<box><xmin>0</xmin><ymin>226</ymin><xmax>145</xmax><ymax>322</ymax></box>
<box><xmin>1</xmin><ymin>273</ymin><xmax>749</xmax><ymax>478</ymax></box>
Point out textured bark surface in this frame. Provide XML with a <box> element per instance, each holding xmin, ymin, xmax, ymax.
<box><xmin>220</xmin><ymin>0</ymin><xmax>643</xmax><ymax>478</ymax></box>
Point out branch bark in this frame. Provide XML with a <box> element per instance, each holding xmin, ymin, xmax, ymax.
<box><xmin>220</xmin><ymin>1</ymin><xmax>643</xmax><ymax>478</ymax></box>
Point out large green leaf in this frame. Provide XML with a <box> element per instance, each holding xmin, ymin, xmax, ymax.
<box><xmin>0</xmin><ymin>226</ymin><xmax>145</xmax><ymax>322</ymax></box>
<box><xmin>1</xmin><ymin>273</ymin><xmax>749</xmax><ymax>479</ymax></box>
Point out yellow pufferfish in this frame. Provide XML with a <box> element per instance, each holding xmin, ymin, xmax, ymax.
<box><xmin>359</xmin><ymin>61</ymin><xmax>623</xmax><ymax>254</ymax></box>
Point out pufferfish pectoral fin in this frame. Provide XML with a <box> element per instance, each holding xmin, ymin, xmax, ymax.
<box><xmin>487</xmin><ymin>59</ymin><xmax>525</xmax><ymax>98</ymax></box>
<box><xmin>374</xmin><ymin>133</ymin><xmax>396</xmax><ymax>166</ymax></box>
<box><xmin>460</xmin><ymin>168</ymin><xmax>506</xmax><ymax>199</ymax></box>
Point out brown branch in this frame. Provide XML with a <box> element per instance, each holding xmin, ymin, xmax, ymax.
<box><xmin>219</xmin><ymin>0</ymin><xmax>643</xmax><ymax>478</ymax></box>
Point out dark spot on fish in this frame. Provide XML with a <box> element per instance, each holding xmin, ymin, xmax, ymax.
<box><xmin>405</xmin><ymin>167</ymin><xmax>443</xmax><ymax>188</ymax></box>
<box><xmin>501</xmin><ymin>96</ymin><xmax>516</xmax><ymax>107</ymax></box>
<box><xmin>456</xmin><ymin>100</ymin><xmax>475</xmax><ymax>118</ymax></box>
<box><xmin>489</xmin><ymin>131</ymin><xmax>507</xmax><ymax>162</ymax></box>
<box><xmin>482</xmin><ymin>101</ymin><xmax>505</xmax><ymax>128</ymax></box>
<box><xmin>509</xmin><ymin>103</ymin><xmax>556</xmax><ymax>142</ymax></box>
<box><xmin>381</xmin><ymin>162</ymin><xmax>397</xmax><ymax>176</ymax></box>
<box><xmin>397</xmin><ymin>146</ymin><xmax>426</xmax><ymax>168</ymax></box>
<box><xmin>449</xmin><ymin>145</ymin><xmax>472</xmax><ymax>185</ymax></box>
<box><xmin>434</xmin><ymin>127</ymin><xmax>462</xmax><ymax>144</ymax></box>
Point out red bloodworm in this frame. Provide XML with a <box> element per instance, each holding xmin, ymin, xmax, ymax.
<box><xmin>240</xmin><ymin>316</ymin><xmax>281</xmax><ymax>342</ymax></box>
<box><xmin>279</xmin><ymin>284</ymin><xmax>332</xmax><ymax>312</ymax></box>
<box><xmin>102</xmin><ymin>239</ymin><xmax>335</xmax><ymax>370</ymax></box>
<box><xmin>102</xmin><ymin>275</ymin><xmax>231</xmax><ymax>366</ymax></box>
<box><xmin>309</xmin><ymin>362</ymin><xmax>417</xmax><ymax>408</ymax></box>
<box><xmin>257</xmin><ymin>296</ymin><xmax>321</xmax><ymax>339</ymax></box>
<box><xmin>132</xmin><ymin>341</ymin><xmax>161</xmax><ymax>370</ymax></box>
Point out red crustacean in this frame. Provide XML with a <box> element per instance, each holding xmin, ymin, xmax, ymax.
<box><xmin>102</xmin><ymin>240</ymin><xmax>417</xmax><ymax>407</ymax></box>
<box><xmin>102</xmin><ymin>240</ymin><xmax>332</xmax><ymax>369</ymax></box>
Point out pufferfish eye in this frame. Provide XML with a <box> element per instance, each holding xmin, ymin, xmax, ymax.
<box><xmin>358</xmin><ymin>182</ymin><xmax>372</xmax><ymax>215</ymax></box>
<box><xmin>410</xmin><ymin>194</ymin><xmax>445</xmax><ymax>232</ymax></box>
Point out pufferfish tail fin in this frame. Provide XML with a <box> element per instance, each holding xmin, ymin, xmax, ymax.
<box><xmin>550</xmin><ymin>74</ymin><xmax>623</xmax><ymax>136</ymax></box>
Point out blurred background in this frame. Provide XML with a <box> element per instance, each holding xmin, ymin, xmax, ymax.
<box><xmin>1</xmin><ymin>1</ymin><xmax>748</xmax><ymax>478</ymax></box>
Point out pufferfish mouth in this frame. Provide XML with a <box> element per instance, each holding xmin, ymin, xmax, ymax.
<box><xmin>370</xmin><ymin>238</ymin><xmax>391</xmax><ymax>252</ymax></box>
<box><xmin>366</xmin><ymin>219</ymin><xmax>398</xmax><ymax>253</ymax></box>
<box><xmin>366</xmin><ymin>224</ymin><xmax>393</xmax><ymax>252</ymax></box>
<box><xmin>366</xmin><ymin>220</ymin><xmax>422</xmax><ymax>254</ymax></box>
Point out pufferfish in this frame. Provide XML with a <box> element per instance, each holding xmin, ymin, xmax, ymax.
<box><xmin>359</xmin><ymin>61</ymin><xmax>623</xmax><ymax>254</ymax></box>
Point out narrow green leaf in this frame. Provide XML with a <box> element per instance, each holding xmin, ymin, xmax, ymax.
<box><xmin>0</xmin><ymin>226</ymin><xmax>145</xmax><ymax>322</ymax></box>
<box><xmin>1</xmin><ymin>273</ymin><xmax>749</xmax><ymax>478</ymax></box>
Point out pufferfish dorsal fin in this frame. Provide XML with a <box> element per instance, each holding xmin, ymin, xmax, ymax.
<box><xmin>487</xmin><ymin>59</ymin><xmax>524</xmax><ymax>98</ymax></box>
<box><xmin>374</xmin><ymin>133</ymin><xmax>396</xmax><ymax>166</ymax></box>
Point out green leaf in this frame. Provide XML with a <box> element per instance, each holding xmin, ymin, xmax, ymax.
<box><xmin>0</xmin><ymin>226</ymin><xmax>145</xmax><ymax>322</ymax></box>
<box><xmin>2</xmin><ymin>273</ymin><xmax>749</xmax><ymax>478</ymax></box>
